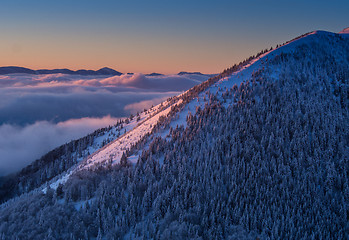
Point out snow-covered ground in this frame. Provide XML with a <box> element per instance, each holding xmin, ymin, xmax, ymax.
<box><xmin>77</xmin><ymin>98</ymin><xmax>183</xmax><ymax>170</ymax></box>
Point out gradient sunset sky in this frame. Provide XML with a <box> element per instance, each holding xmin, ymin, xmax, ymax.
<box><xmin>0</xmin><ymin>0</ymin><xmax>348</xmax><ymax>74</ymax></box>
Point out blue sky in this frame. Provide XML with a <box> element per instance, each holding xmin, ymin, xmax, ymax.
<box><xmin>0</xmin><ymin>0</ymin><xmax>348</xmax><ymax>73</ymax></box>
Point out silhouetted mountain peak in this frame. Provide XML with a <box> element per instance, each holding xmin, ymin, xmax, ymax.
<box><xmin>0</xmin><ymin>66</ymin><xmax>36</xmax><ymax>74</ymax></box>
<box><xmin>177</xmin><ymin>71</ymin><xmax>204</xmax><ymax>75</ymax></box>
<box><xmin>96</xmin><ymin>67</ymin><xmax>122</xmax><ymax>75</ymax></box>
<box><xmin>146</xmin><ymin>72</ymin><xmax>164</xmax><ymax>76</ymax></box>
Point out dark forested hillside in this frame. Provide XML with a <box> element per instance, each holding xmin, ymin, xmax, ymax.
<box><xmin>0</xmin><ymin>122</ymin><xmax>126</xmax><ymax>204</ymax></box>
<box><xmin>0</xmin><ymin>31</ymin><xmax>348</xmax><ymax>239</ymax></box>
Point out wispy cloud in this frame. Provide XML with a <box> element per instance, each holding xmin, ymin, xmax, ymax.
<box><xmin>124</xmin><ymin>97</ymin><xmax>169</xmax><ymax>113</ymax></box>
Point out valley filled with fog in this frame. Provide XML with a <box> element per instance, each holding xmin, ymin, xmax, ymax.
<box><xmin>0</xmin><ymin>72</ymin><xmax>210</xmax><ymax>175</ymax></box>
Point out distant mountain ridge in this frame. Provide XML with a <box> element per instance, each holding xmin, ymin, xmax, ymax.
<box><xmin>0</xmin><ymin>66</ymin><xmax>214</xmax><ymax>76</ymax></box>
<box><xmin>177</xmin><ymin>71</ymin><xmax>215</xmax><ymax>77</ymax></box>
<box><xmin>0</xmin><ymin>66</ymin><xmax>122</xmax><ymax>76</ymax></box>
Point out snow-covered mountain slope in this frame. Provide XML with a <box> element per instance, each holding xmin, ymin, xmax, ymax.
<box><xmin>0</xmin><ymin>29</ymin><xmax>348</xmax><ymax>239</ymax></box>
<box><xmin>29</xmin><ymin>30</ymin><xmax>341</xmax><ymax>193</ymax></box>
<box><xmin>21</xmin><ymin>30</ymin><xmax>335</xmax><ymax>195</ymax></box>
<box><xmin>2</xmin><ymin>29</ymin><xmax>345</xmax><ymax>197</ymax></box>
<box><xmin>0</xmin><ymin>29</ymin><xmax>345</xmax><ymax>194</ymax></box>
<box><xmin>67</xmin><ymin>30</ymin><xmax>340</xmax><ymax>172</ymax></box>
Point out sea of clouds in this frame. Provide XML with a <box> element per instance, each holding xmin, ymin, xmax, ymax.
<box><xmin>0</xmin><ymin>73</ymin><xmax>209</xmax><ymax>175</ymax></box>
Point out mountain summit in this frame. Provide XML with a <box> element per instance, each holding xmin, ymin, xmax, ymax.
<box><xmin>339</xmin><ymin>27</ymin><xmax>349</xmax><ymax>34</ymax></box>
<box><xmin>0</xmin><ymin>30</ymin><xmax>348</xmax><ymax>239</ymax></box>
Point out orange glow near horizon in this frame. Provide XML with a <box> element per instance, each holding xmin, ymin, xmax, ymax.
<box><xmin>0</xmin><ymin>1</ymin><xmax>347</xmax><ymax>74</ymax></box>
<box><xmin>0</xmin><ymin>32</ymin><xmax>259</xmax><ymax>74</ymax></box>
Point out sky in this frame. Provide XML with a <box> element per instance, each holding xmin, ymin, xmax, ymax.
<box><xmin>0</xmin><ymin>0</ymin><xmax>348</xmax><ymax>74</ymax></box>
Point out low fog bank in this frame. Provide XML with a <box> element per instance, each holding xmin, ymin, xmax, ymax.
<box><xmin>0</xmin><ymin>73</ymin><xmax>210</xmax><ymax>175</ymax></box>
<box><xmin>0</xmin><ymin>73</ymin><xmax>207</xmax><ymax>125</ymax></box>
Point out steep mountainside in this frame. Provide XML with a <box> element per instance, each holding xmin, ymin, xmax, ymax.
<box><xmin>0</xmin><ymin>30</ymin><xmax>348</xmax><ymax>239</ymax></box>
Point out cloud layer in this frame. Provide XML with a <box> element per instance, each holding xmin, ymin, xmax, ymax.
<box><xmin>0</xmin><ymin>72</ymin><xmax>209</xmax><ymax>175</ymax></box>
<box><xmin>0</xmin><ymin>116</ymin><xmax>120</xmax><ymax>176</ymax></box>
<box><xmin>0</xmin><ymin>73</ymin><xmax>207</xmax><ymax>125</ymax></box>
